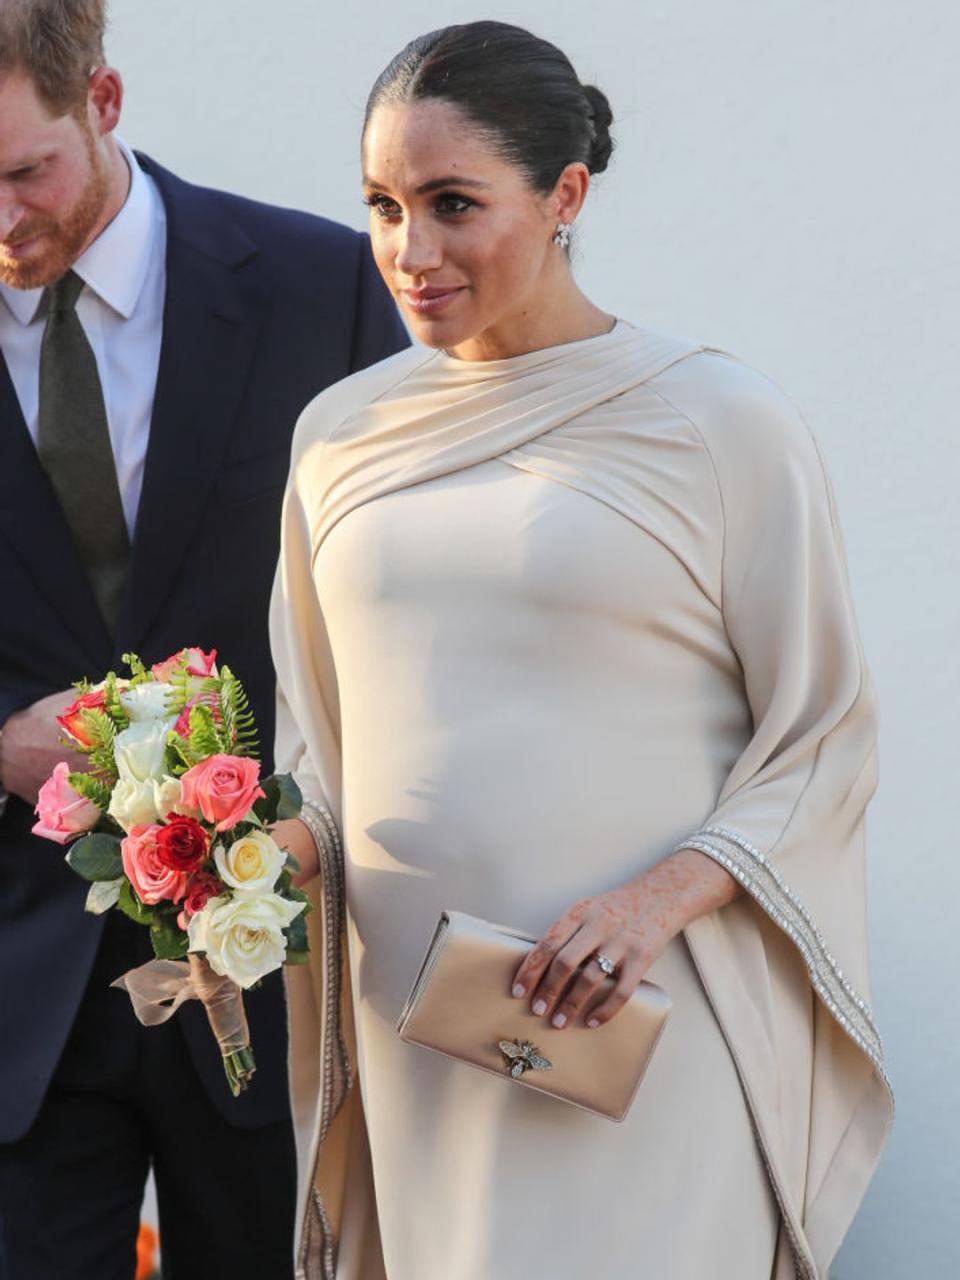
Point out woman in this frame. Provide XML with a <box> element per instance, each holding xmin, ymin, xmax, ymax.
<box><xmin>271</xmin><ymin>21</ymin><xmax>892</xmax><ymax>1280</ymax></box>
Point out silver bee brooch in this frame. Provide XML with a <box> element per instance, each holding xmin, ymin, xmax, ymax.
<box><xmin>498</xmin><ymin>1038</ymin><xmax>554</xmax><ymax>1079</ymax></box>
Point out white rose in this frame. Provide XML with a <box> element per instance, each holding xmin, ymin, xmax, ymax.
<box><xmin>214</xmin><ymin>830</ymin><xmax>285</xmax><ymax>895</ymax></box>
<box><xmin>153</xmin><ymin>775</ymin><xmax>197</xmax><ymax>821</ymax></box>
<box><xmin>113</xmin><ymin>720</ymin><xmax>169</xmax><ymax>783</ymax></box>
<box><xmin>120</xmin><ymin>681</ymin><xmax>177</xmax><ymax>724</ymax></box>
<box><xmin>108</xmin><ymin>776</ymin><xmax>161</xmax><ymax>831</ymax></box>
<box><xmin>187</xmin><ymin>892</ymin><xmax>305</xmax><ymax>989</ymax></box>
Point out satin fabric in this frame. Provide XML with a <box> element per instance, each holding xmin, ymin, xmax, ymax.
<box><xmin>271</xmin><ymin>324</ymin><xmax>892</xmax><ymax>1278</ymax></box>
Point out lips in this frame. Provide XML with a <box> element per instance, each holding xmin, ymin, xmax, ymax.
<box><xmin>400</xmin><ymin>286</ymin><xmax>465</xmax><ymax>316</ymax></box>
<box><xmin>2</xmin><ymin>231</ymin><xmax>47</xmax><ymax>257</ymax></box>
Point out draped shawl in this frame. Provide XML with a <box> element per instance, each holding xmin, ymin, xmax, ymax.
<box><xmin>270</xmin><ymin>324</ymin><xmax>892</xmax><ymax>1279</ymax></box>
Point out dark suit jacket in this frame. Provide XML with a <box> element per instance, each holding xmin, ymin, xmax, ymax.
<box><xmin>0</xmin><ymin>154</ymin><xmax>408</xmax><ymax>1143</ymax></box>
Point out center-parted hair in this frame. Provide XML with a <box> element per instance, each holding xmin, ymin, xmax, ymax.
<box><xmin>364</xmin><ymin>21</ymin><xmax>614</xmax><ymax>192</ymax></box>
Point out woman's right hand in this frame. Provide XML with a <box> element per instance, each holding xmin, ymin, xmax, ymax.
<box><xmin>271</xmin><ymin>817</ymin><xmax>320</xmax><ymax>887</ymax></box>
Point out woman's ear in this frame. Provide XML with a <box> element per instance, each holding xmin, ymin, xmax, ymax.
<box><xmin>552</xmin><ymin>161</ymin><xmax>591</xmax><ymax>228</ymax></box>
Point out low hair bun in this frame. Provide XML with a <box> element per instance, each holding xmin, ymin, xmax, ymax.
<box><xmin>582</xmin><ymin>83</ymin><xmax>614</xmax><ymax>174</ymax></box>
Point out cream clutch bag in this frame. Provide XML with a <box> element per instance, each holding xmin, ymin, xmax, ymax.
<box><xmin>397</xmin><ymin>910</ymin><xmax>671</xmax><ymax>1122</ymax></box>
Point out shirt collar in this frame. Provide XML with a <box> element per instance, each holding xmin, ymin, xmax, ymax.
<box><xmin>0</xmin><ymin>135</ymin><xmax>160</xmax><ymax>327</ymax></box>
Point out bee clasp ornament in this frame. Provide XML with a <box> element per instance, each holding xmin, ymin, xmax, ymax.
<box><xmin>498</xmin><ymin>1038</ymin><xmax>553</xmax><ymax>1079</ymax></box>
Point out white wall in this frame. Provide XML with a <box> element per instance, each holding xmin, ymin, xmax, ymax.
<box><xmin>108</xmin><ymin>2</ymin><xmax>959</xmax><ymax>1274</ymax></box>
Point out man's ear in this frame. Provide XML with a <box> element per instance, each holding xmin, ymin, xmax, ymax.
<box><xmin>86</xmin><ymin>67</ymin><xmax>123</xmax><ymax>137</ymax></box>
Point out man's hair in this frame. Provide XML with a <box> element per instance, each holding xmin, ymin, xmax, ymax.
<box><xmin>0</xmin><ymin>0</ymin><xmax>106</xmax><ymax>116</ymax></box>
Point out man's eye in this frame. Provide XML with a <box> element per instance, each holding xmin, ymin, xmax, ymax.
<box><xmin>363</xmin><ymin>194</ymin><xmax>401</xmax><ymax>220</ymax></box>
<box><xmin>10</xmin><ymin>165</ymin><xmax>37</xmax><ymax>179</ymax></box>
<box><xmin>435</xmin><ymin>194</ymin><xmax>474</xmax><ymax>215</ymax></box>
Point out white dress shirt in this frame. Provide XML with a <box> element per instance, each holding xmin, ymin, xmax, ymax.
<box><xmin>0</xmin><ymin>136</ymin><xmax>167</xmax><ymax>537</ymax></box>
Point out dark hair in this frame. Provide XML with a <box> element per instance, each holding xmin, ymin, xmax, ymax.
<box><xmin>0</xmin><ymin>0</ymin><xmax>106</xmax><ymax>116</ymax></box>
<box><xmin>364</xmin><ymin>21</ymin><xmax>614</xmax><ymax>192</ymax></box>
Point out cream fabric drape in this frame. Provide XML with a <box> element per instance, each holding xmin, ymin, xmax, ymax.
<box><xmin>271</xmin><ymin>324</ymin><xmax>892</xmax><ymax>1279</ymax></box>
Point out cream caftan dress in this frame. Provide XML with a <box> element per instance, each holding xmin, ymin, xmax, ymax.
<box><xmin>270</xmin><ymin>325</ymin><xmax>892</xmax><ymax>1280</ymax></box>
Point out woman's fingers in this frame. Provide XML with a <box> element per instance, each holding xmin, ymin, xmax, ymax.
<box><xmin>583</xmin><ymin>953</ymin><xmax>649</xmax><ymax>1028</ymax></box>
<box><xmin>511</xmin><ymin>919</ymin><xmax>580</xmax><ymax>1000</ymax></box>
<box><xmin>549</xmin><ymin>940</ymin><xmax>630</xmax><ymax>1029</ymax></box>
<box><xmin>525</xmin><ymin>924</ymin><xmax>606</xmax><ymax>1020</ymax></box>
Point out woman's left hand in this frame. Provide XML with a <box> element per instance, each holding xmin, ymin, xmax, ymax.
<box><xmin>510</xmin><ymin>848</ymin><xmax>741</xmax><ymax>1029</ymax></box>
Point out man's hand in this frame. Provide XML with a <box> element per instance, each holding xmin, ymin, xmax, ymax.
<box><xmin>0</xmin><ymin>689</ymin><xmax>88</xmax><ymax>806</ymax></box>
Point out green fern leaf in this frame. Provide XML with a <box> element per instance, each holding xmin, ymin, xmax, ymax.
<box><xmin>67</xmin><ymin>771</ymin><xmax>112</xmax><ymax>810</ymax></box>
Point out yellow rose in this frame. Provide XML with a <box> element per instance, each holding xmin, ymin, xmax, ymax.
<box><xmin>214</xmin><ymin>830</ymin><xmax>284</xmax><ymax>895</ymax></box>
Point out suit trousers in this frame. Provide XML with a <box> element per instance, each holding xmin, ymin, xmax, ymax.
<box><xmin>0</xmin><ymin>913</ymin><xmax>297</xmax><ymax>1280</ymax></box>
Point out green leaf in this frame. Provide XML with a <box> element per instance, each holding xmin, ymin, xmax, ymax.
<box><xmin>103</xmin><ymin>671</ymin><xmax>130</xmax><ymax>730</ymax></box>
<box><xmin>117</xmin><ymin>879</ymin><xmax>156</xmax><ymax>925</ymax></box>
<box><xmin>150</xmin><ymin>913</ymin><xmax>189</xmax><ymax>960</ymax></box>
<box><xmin>284</xmin><ymin>910</ymin><xmax>309</xmax><ymax>956</ymax></box>
<box><xmin>218</xmin><ymin>665</ymin><xmax>259</xmax><ymax>759</ymax></box>
<box><xmin>254</xmin><ymin>773</ymin><xmax>302</xmax><ymax>825</ymax></box>
<box><xmin>284</xmin><ymin>948</ymin><xmax>310</xmax><ymax>966</ymax></box>
<box><xmin>66</xmin><ymin>833</ymin><xmax>123</xmax><ymax>882</ymax></box>
<box><xmin>85</xmin><ymin>877</ymin><xmax>123</xmax><ymax>915</ymax></box>
<box><xmin>286</xmin><ymin>884</ymin><xmax>310</xmax><ymax>912</ymax></box>
<box><xmin>283</xmin><ymin>850</ymin><xmax>302</xmax><ymax>875</ymax></box>
<box><xmin>67</xmin><ymin>771</ymin><xmax>112</xmax><ymax>811</ymax></box>
<box><xmin>122</xmin><ymin>652</ymin><xmax>152</xmax><ymax>686</ymax></box>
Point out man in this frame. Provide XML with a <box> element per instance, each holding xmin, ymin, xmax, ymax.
<box><xmin>0</xmin><ymin>3</ymin><xmax>408</xmax><ymax>1277</ymax></box>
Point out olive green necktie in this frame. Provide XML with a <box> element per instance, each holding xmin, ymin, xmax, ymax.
<box><xmin>37</xmin><ymin>270</ymin><xmax>130</xmax><ymax>632</ymax></box>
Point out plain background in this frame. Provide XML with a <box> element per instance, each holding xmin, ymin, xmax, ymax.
<box><xmin>106</xmin><ymin>1</ymin><xmax>958</xmax><ymax>1275</ymax></box>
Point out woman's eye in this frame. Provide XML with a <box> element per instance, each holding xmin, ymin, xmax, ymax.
<box><xmin>435</xmin><ymin>193</ymin><xmax>474</xmax><ymax>215</ymax></box>
<box><xmin>364</xmin><ymin>194</ymin><xmax>402</xmax><ymax>221</ymax></box>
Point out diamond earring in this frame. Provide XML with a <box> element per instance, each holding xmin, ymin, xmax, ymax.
<box><xmin>553</xmin><ymin>222</ymin><xmax>571</xmax><ymax>249</ymax></box>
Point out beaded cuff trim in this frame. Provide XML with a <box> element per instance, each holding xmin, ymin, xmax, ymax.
<box><xmin>296</xmin><ymin>798</ymin><xmax>351</xmax><ymax>1280</ymax></box>
<box><xmin>675</xmin><ymin>825</ymin><xmax>886</xmax><ymax>1076</ymax></box>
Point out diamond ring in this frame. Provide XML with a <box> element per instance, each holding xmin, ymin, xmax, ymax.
<box><xmin>593</xmin><ymin>952</ymin><xmax>617</xmax><ymax>978</ymax></box>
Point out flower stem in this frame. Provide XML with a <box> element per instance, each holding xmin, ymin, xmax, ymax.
<box><xmin>224</xmin><ymin>1046</ymin><xmax>257</xmax><ymax>1096</ymax></box>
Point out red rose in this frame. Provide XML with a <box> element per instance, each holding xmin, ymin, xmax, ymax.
<box><xmin>183</xmin><ymin>871</ymin><xmax>223</xmax><ymax>917</ymax></box>
<box><xmin>155</xmin><ymin>815</ymin><xmax>209</xmax><ymax>873</ymax></box>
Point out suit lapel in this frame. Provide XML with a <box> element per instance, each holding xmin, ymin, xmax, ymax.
<box><xmin>0</xmin><ymin>350</ymin><xmax>112</xmax><ymax>666</ymax></box>
<box><xmin>117</xmin><ymin>160</ymin><xmax>264</xmax><ymax>652</ymax></box>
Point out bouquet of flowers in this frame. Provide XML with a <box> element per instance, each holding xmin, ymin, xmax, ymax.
<box><xmin>32</xmin><ymin>647</ymin><xmax>308</xmax><ymax>1095</ymax></box>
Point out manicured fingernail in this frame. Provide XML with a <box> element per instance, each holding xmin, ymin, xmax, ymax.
<box><xmin>532</xmin><ymin>999</ymin><xmax>547</xmax><ymax>1016</ymax></box>
<box><xmin>587</xmin><ymin>1017</ymin><xmax>600</xmax><ymax>1029</ymax></box>
<box><xmin>552</xmin><ymin>1012</ymin><xmax>567</xmax><ymax>1029</ymax></box>
<box><xmin>512</xmin><ymin>984</ymin><xmax>525</xmax><ymax>998</ymax></box>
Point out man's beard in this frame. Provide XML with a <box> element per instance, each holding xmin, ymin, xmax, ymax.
<box><xmin>0</xmin><ymin>130</ymin><xmax>110</xmax><ymax>291</ymax></box>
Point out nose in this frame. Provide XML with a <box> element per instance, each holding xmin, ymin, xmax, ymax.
<box><xmin>0</xmin><ymin>191</ymin><xmax>25</xmax><ymax>242</ymax></box>
<box><xmin>393</xmin><ymin>214</ymin><xmax>443</xmax><ymax>279</ymax></box>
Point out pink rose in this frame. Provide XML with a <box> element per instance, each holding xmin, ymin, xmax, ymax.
<box><xmin>121</xmin><ymin>824</ymin><xmax>191</xmax><ymax>904</ymax></box>
<box><xmin>172</xmin><ymin>692</ymin><xmax>222</xmax><ymax>740</ymax></box>
<box><xmin>32</xmin><ymin>762</ymin><xmax>101</xmax><ymax>844</ymax></box>
<box><xmin>151</xmin><ymin>647</ymin><xmax>218</xmax><ymax>683</ymax></box>
<box><xmin>179</xmin><ymin>754</ymin><xmax>264</xmax><ymax>832</ymax></box>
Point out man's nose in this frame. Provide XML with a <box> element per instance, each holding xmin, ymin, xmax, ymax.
<box><xmin>0</xmin><ymin>194</ymin><xmax>26</xmax><ymax>243</ymax></box>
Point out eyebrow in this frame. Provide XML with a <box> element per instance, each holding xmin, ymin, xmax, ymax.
<box><xmin>363</xmin><ymin>175</ymin><xmax>492</xmax><ymax>195</ymax></box>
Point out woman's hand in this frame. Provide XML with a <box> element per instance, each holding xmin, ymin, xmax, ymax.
<box><xmin>511</xmin><ymin>848</ymin><xmax>741</xmax><ymax>1029</ymax></box>
<box><xmin>270</xmin><ymin>816</ymin><xmax>321</xmax><ymax>888</ymax></box>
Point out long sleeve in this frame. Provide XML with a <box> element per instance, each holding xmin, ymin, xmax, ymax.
<box><xmin>655</xmin><ymin>352</ymin><xmax>883</xmax><ymax>1069</ymax></box>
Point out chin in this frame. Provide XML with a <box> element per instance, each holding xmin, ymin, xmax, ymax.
<box><xmin>0</xmin><ymin>241</ymin><xmax>67</xmax><ymax>291</ymax></box>
<box><xmin>404</xmin><ymin>312</ymin><xmax>476</xmax><ymax>352</ymax></box>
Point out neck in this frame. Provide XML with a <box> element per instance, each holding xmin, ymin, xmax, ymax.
<box><xmin>79</xmin><ymin>133</ymin><xmax>131</xmax><ymax>258</ymax></box>
<box><xmin>448</xmin><ymin>271</ymin><xmax>615</xmax><ymax>362</ymax></box>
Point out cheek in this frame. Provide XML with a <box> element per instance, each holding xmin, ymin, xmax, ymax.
<box><xmin>369</xmin><ymin>226</ymin><xmax>394</xmax><ymax>286</ymax></box>
<box><xmin>469</xmin><ymin>220</ymin><xmax>545</xmax><ymax>297</ymax></box>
